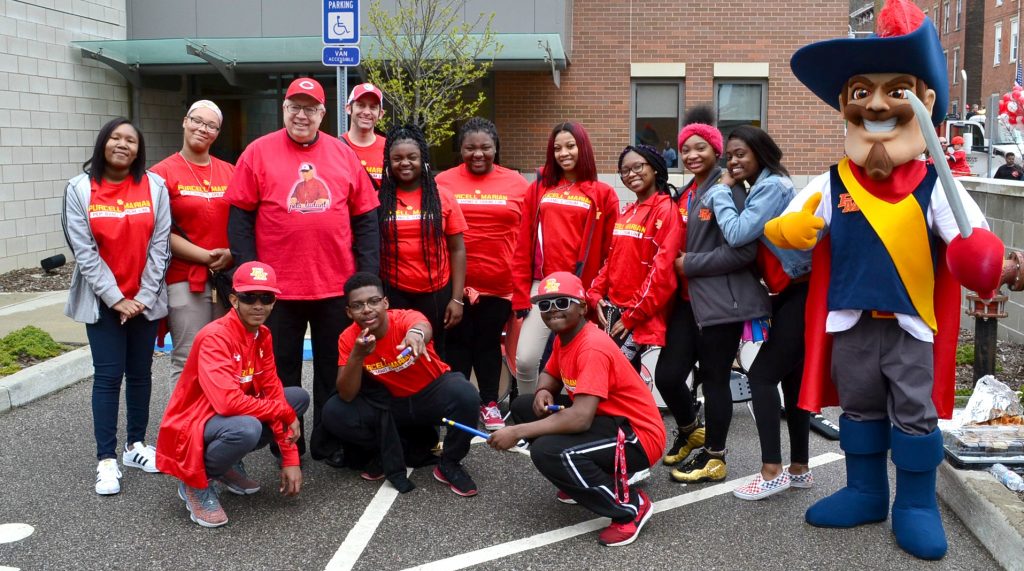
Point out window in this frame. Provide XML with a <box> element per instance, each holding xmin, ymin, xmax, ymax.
<box><xmin>953</xmin><ymin>48</ymin><xmax>960</xmax><ymax>83</ymax></box>
<box><xmin>996</xmin><ymin>22</ymin><xmax>1003</xmax><ymax>66</ymax></box>
<box><xmin>996</xmin><ymin>0</ymin><xmax>1003</xmax><ymax>6</ymax></box>
<box><xmin>952</xmin><ymin>99</ymin><xmax>959</xmax><ymax>119</ymax></box>
<box><xmin>714</xmin><ymin>80</ymin><xmax>767</xmax><ymax>143</ymax></box>
<box><xmin>1013</xmin><ymin>18</ymin><xmax>1020</xmax><ymax>62</ymax></box>
<box><xmin>956</xmin><ymin>0</ymin><xmax>961</xmax><ymax>30</ymax></box>
<box><xmin>632</xmin><ymin>81</ymin><xmax>684</xmax><ymax>169</ymax></box>
<box><xmin>943</xmin><ymin>2</ymin><xmax>950</xmax><ymax>34</ymax></box>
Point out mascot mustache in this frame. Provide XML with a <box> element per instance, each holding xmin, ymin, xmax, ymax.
<box><xmin>843</xmin><ymin>103</ymin><xmax>916</xmax><ymax>180</ymax></box>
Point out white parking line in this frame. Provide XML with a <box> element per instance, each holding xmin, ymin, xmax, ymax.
<box><xmin>324</xmin><ymin>469</ymin><xmax>413</xmax><ymax>571</ymax></box>
<box><xmin>399</xmin><ymin>452</ymin><xmax>844</xmax><ymax>571</ymax></box>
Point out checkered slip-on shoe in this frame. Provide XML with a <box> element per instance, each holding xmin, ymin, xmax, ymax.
<box><xmin>733</xmin><ymin>471</ymin><xmax>791</xmax><ymax>500</ymax></box>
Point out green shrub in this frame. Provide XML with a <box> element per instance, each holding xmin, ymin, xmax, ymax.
<box><xmin>0</xmin><ymin>326</ymin><xmax>68</xmax><ymax>376</ymax></box>
<box><xmin>955</xmin><ymin>344</ymin><xmax>974</xmax><ymax>366</ymax></box>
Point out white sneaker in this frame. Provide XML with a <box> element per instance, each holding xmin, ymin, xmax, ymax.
<box><xmin>95</xmin><ymin>459</ymin><xmax>122</xmax><ymax>495</ymax></box>
<box><xmin>122</xmin><ymin>441</ymin><xmax>160</xmax><ymax>473</ymax></box>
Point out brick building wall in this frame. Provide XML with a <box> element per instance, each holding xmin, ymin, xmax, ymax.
<box><xmin>494</xmin><ymin>0</ymin><xmax>847</xmax><ymax>180</ymax></box>
<box><xmin>980</xmin><ymin>0</ymin><xmax>1021</xmax><ymax>105</ymax></box>
<box><xmin>0</xmin><ymin>0</ymin><xmax>130</xmax><ymax>274</ymax></box>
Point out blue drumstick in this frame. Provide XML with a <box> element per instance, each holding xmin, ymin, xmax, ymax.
<box><xmin>546</xmin><ymin>405</ymin><xmax>565</xmax><ymax>412</ymax></box>
<box><xmin>398</xmin><ymin>346</ymin><xmax>413</xmax><ymax>359</ymax></box>
<box><xmin>441</xmin><ymin>417</ymin><xmax>490</xmax><ymax>440</ymax></box>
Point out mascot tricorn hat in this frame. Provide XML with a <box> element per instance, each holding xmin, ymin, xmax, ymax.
<box><xmin>790</xmin><ymin>0</ymin><xmax>948</xmax><ymax>126</ymax></box>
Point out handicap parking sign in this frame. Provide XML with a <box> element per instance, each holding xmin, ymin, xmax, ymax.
<box><xmin>323</xmin><ymin>0</ymin><xmax>359</xmax><ymax>45</ymax></box>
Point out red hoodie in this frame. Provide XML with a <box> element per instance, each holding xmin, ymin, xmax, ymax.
<box><xmin>157</xmin><ymin>310</ymin><xmax>298</xmax><ymax>489</ymax></box>
<box><xmin>587</xmin><ymin>193</ymin><xmax>680</xmax><ymax>346</ymax></box>
<box><xmin>511</xmin><ymin>178</ymin><xmax>619</xmax><ymax>310</ymax></box>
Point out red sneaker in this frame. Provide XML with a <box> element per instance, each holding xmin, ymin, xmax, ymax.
<box><xmin>556</xmin><ymin>489</ymin><xmax>577</xmax><ymax>504</ymax></box>
<box><xmin>598</xmin><ymin>490</ymin><xmax>653</xmax><ymax>546</ymax></box>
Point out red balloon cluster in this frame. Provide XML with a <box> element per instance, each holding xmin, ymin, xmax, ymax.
<box><xmin>998</xmin><ymin>87</ymin><xmax>1024</xmax><ymax>128</ymax></box>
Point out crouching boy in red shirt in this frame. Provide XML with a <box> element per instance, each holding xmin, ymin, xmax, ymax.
<box><xmin>157</xmin><ymin>261</ymin><xmax>309</xmax><ymax>528</ymax></box>
<box><xmin>488</xmin><ymin>272</ymin><xmax>667</xmax><ymax>547</ymax></box>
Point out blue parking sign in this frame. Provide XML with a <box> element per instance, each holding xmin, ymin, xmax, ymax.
<box><xmin>323</xmin><ymin>0</ymin><xmax>359</xmax><ymax>45</ymax></box>
<box><xmin>322</xmin><ymin>46</ymin><xmax>361</xmax><ymax>67</ymax></box>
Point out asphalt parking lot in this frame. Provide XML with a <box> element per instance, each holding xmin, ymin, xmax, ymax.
<box><xmin>0</xmin><ymin>354</ymin><xmax>998</xmax><ymax>570</ymax></box>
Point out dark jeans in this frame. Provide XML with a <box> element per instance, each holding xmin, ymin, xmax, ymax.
<box><xmin>446</xmin><ymin>295</ymin><xmax>511</xmax><ymax>404</ymax></box>
<box><xmin>748</xmin><ymin>282</ymin><xmax>810</xmax><ymax>465</ymax></box>
<box><xmin>202</xmin><ymin>387</ymin><xmax>310</xmax><ymax>479</ymax></box>
<box><xmin>510</xmin><ymin>395</ymin><xmax>650</xmax><ymax>523</ymax></box>
<box><xmin>385</xmin><ymin>282</ymin><xmax>453</xmax><ymax>360</ymax></box>
<box><xmin>264</xmin><ymin>296</ymin><xmax>351</xmax><ymax>458</ymax></box>
<box><xmin>320</xmin><ymin>372</ymin><xmax>479</xmax><ymax>465</ymax></box>
<box><xmin>654</xmin><ymin>300</ymin><xmax>743</xmax><ymax>451</ymax></box>
<box><xmin>85</xmin><ymin>305</ymin><xmax>160</xmax><ymax>460</ymax></box>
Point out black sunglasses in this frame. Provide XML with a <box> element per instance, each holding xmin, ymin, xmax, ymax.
<box><xmin>236</xmin><ymin>292</ymin><xmax>277</xmax><ymax>305</ymax></box>
<box><xmin>537</xmin><ymin>297</ymin><xmax>580</xmax><ymax>313</ymax></box>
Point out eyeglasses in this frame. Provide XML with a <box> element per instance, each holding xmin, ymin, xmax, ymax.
<box><xmin>618</xmin><ymin>162</ymin><xmax>649</xmax><ymax>177</ymax></box>
<box><xmin>537</xmin><ymin>297</ymin><xmax>581</xmax><ymax>313</ymax></box>
<box><xmin>186</xmin><ymin>115</ymin><xmax>221</xmax><ymax>133</ymax></box>
<box><xmin>349</xmin><ymin>296</ymin><xmax>385</xmax><ymax>311</ymax></box>
<box><xmin>285</xmin><ymin>104</ymin><xmax>323</xmax><ymax>117</ymax></box>
<box><xmin>236</xmin><ymin>292</ymin><xmax>276</xmax><ymax>305</ymax></box>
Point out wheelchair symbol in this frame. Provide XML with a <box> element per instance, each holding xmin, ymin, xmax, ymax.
<box><xmin>333</xmin><ymin>15</ymin><xmax>350</xmax><ymax>37</ymax></box>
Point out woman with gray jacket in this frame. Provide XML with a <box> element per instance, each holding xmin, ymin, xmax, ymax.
<box><xmin>656</xmin><ymin>108</ymin><xmax>770</xmax><ymax>485</ymax></box>
<box><xmin>62</xmin><ymin>117</ymin><xmax>171</xmax><ymax>496</ymax></box>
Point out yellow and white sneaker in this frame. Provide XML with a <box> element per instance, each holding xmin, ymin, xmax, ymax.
<box><xmin>670</xmin><ymin>449</ymin><xmax>726</xmax><ymax>483</ymax></box>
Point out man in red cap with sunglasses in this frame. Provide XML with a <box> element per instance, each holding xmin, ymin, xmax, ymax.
<box><xmin>488</xmin><ymin>271</ymin><xmax>666</xmax><ymax>547</ymax></box>
<box><xmin>157</xmin><ymin>261</ymin><xmax>310</xmax><ymax>528</ymax></box>
<box><xmin>226</xmin><ymin>77</ymin><xmax>380</xmax><ymax>466</ymax></box>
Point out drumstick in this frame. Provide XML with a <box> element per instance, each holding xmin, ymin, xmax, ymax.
<box><xmin>545</xmin><ymin>405</ymin><xmax>565</xmax><ymax>412</ymax></box>
<box><xmin>441</xmin><ymin>417</ymin><xmax>491</xmax><ymax>440</ymax></box>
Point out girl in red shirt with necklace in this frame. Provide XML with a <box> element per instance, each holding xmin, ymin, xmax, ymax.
<box><xmin>150</xmin><ymin>100</ymin><xmax>235</xmax><ymax>380</ymax></box>
<box><xmin>512</xmin><ymin>122</ymin><xmax>619</xmax><ymax>395</ymax></box>
<box><xmin>378</xmin><ymin>124</ymin><xmax>467</xmax><ymax>359</ymax></box>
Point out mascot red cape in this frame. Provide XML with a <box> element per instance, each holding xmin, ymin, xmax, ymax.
<box><xmin>766</xmin><ymin>0</ymin><xmax>1005</xmax><ymax>561</ymax></box>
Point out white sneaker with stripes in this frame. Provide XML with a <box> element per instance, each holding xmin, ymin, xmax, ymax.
<box><xmin>122</xmin><ymin>441</ymin><xmax>160</xmax><ymax>473</ymax></box>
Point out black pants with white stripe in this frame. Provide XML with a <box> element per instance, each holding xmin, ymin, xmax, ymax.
<box><xmin>511</xmin><ymin>395</ymin><xmax>650</xmax><ymax>522</ymax></box>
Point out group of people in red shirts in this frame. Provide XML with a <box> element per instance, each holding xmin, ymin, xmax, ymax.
<box><xmin>63</xmin><ymin>76</ymin><xmax>812</xmax><ymax>548</ymax></box>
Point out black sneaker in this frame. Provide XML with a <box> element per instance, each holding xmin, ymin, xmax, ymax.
<box><xmin>433</xmin><ymin>462</ymin><xmax>478</xmax><ymax>497</ymax></box>
<box><xmin>360</xmin><ymin>457</ymin><xmax>384</xmax><ymax>481</ymax></box>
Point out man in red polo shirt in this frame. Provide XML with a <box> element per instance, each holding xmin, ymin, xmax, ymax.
<box><xmin>157</xmin><ymin>261</ymin><xmax>309</xmax><ymax>528</ymax></box>
<box><xmin>320</xmin><ymin>272</ymin><xmax>480</xmax><ymax>497</ymax></box>
<box><xmin>489</xmin><ymin>272</ymin><xmax>666</xmax><ymax>547</ymax></box>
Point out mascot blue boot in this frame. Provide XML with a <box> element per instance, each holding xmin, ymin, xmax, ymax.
<box><xmin>806</xmin><ymin>415</ymin><xmax>889</xmax><ymax>527</ymax></box>
<box><xmin>891</xmin><ymin>427</ymin><xmax>947</xmax><ymax>560</ymax></box>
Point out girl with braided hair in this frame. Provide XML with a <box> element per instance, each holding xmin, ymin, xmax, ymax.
<box><xmin>587</xmin><ymin>145</ymin><xmax>681</xmax><ymax>370</ymax></box>
<box><xmin>436</xmin><ymin>118</ymin><xmax>531</xmax><ymax>430</ymax></box>
<box><xmin>511</xmin><ymin>121</ymin><xmax>619</xmax><ymax>395</ymax></box>
<box><xmin>378</xmin><ymin>124</ymin><xmax>467</xmax><ymax>358</ymax></box>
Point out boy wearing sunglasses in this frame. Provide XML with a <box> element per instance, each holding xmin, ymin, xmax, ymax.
<box><xmin>319</xmin><ymin>272</ymin><xmax>481</xmax><ymax>497</ymax></box>
<box><xmin>157</xmin><ymin>261</ymin><xmax>310</xmax><ymax>528</ymax></box>
<box><xmin>488</xmin><ymin>272</ymin><xmax>666</xmax><ymax>547</ymax></box>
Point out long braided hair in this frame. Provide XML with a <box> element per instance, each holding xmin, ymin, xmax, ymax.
<box><xmin>378</xmin><ymin>124</ymin><xmax>446</xmax><ymax>290</ymax></box>
<box><xmin>617</xmin><ymin>144</ymin><xmax>676</xmax><ymax>196</ymax></box>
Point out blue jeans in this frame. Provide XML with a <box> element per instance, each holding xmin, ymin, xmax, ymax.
<box><xmin>85</xmin><ymin>304</ymin><xmax>159</xmax><ymax>460</ymax></box>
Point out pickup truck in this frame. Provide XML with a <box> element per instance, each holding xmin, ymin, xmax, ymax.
<box><xmin>944</xmin><ymin>118</ymin><xmax>1024</xmax><ymax>177</ymax></box>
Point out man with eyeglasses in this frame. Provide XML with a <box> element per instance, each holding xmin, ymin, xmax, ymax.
<box><xmin>157</xmin><ymin>261</ymin><xmax>310</xmax><ymax>528</ymax></box>
<box><xmin>488</xmin><ymin>272</ymin><xmax>666</xmax><ymax>547</ymax></box>
<box><xmin>319</xmin><ymin>272</ymin><xmax>481</xmax><ymax>497</ymax></box>
<box><xmin>225</xmin><ymin>77</ymin><xmax>380</xmax><ymax>465</ymax></box>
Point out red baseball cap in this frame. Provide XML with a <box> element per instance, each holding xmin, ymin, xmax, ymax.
<box><xmin>233</xmin><ymin>261</ymin><xmax>281</xmax><ymax>294</ymax></box>
<box><xmin>348</xmin><ymin>82</ymin><xmax>383</xmax><ymax>105</ymax></box>
<box><xmin>285</xmin><ymin>77</ymin><xmax>326</xmax><ymax>105</ymax></box>
<box><xmin>531</xmin><ymin>272</ymin><xmax>586</xmax><ymax>303</ymax></box>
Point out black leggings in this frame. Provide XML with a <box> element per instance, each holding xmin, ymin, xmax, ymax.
<box><xmin>446</xmin><ymin>296</ymin><xmax>512</xmax><ymax>404</ymax></box>
<box><xmin>385</xmin><ymin>282</ymin><xmax>454</xmax><ymax>360</ymax></box>
<box><xmin>748</xmin><ymin>282</ymin><xmax>811</xmax><ymax>465</ymax></box>
<box><xmin>654</xmin><ymin>300</ymin><xmax>743</xmax><ymax>451</ymax></box>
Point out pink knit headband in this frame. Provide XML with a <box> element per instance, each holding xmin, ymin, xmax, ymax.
<box><xmin>677</xmin><ymin>123</ymin><xmax>723</xmax><ymax>156</ymax></box>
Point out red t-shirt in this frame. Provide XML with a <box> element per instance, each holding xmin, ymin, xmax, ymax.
<box><xmin>224</xmin><ymin>130</ymin><xmax>380</xmax><ymax>300</ymax></box>
<box><xmin>435</xmin><ymin>164</ymin><xmax>529</xmax><ymax>298</ymax></box>
<box><xmin>381</xmin><ymin>187</ymin><xmax>468</xmax><ymax>293</ymax></box>
<box><xmin>150</xmin><ymin>153</ymin><xmax>235</xmax><ymax>291</ymax></box>
<box><xmin>88</xmin><ymin>176</ymin><xmax>156</xmax><ymax>300</ymax></box>
<box><xmin>544</xmin><ymin>323</ymin><xmax>667</xmax><ymax>466</ymax></box>
<box><xmin>342</xmin><ymin>132</ymin><xmax>386</xmax><ymax>185</ymax></box>
<box><xmin>675</xmin><ymin>184</ymin><xmax>695</xmax><ymax>301</ymax></box>
<box><xmin>337</xmin><ymin>309</ymin><xmax>450</xmax><ymax>397</ymax></box>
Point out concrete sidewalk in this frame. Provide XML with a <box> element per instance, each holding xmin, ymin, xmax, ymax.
<box><xmin>0</xmin><ymin>290</ymin><xmax>86</xmax><ymax>345</ymax></box>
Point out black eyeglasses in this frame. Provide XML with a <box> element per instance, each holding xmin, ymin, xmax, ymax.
<box><xmin>236</xmin><ymin>292</ymin><xmax>276</xmax><ymax>305</ymax></box>
<box><xmin>618</xmin><ymin>162</ymin><xmax>649</xmax><ymax>177</ymax></box>
<box><xmin>186</xmin><ymin>115</ymin><xmax>221</xmax><ymax>133</ymax></box>
<box><xmin>349</xmin><ymin>296</ymin><xmax>385</xmax><ymax>311</ymax></box>
<box><xmin>537</xmin><ymin>297</ymin><xmax>580</xmax><ymax>313</ymax></box>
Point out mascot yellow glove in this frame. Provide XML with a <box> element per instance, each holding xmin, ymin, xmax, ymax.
<box><xmin>764</xmin><ymin>192</ymin><xmax>824</xmax><ymax>250</ymax></box>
